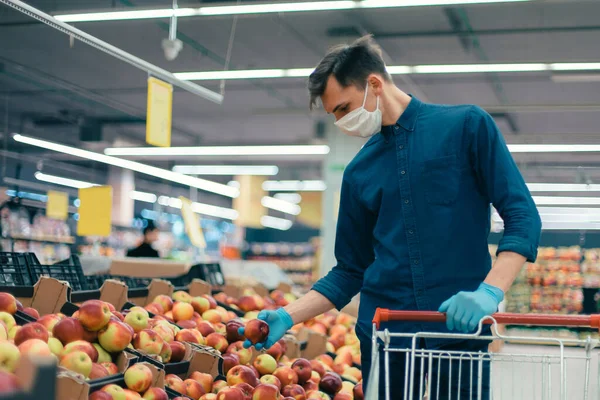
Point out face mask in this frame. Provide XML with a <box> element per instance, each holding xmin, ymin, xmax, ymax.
<box><xmin>334</xmin><ymin>83</ymin><xmax>382</xmax><ymax>138</ymax></box>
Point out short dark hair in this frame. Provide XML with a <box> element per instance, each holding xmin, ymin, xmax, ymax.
<box><xmin>143</xmin><ymin>221</ymin><xmax>157</xmax><ymax>235</ymax></box>
<box><xmin>308</xmin><ymin>35</ymin><xmax>391</xmax><ymax>109</ymax></box>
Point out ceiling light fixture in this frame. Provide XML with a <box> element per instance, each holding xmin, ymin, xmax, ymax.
<box><xmin>260</xmin><ymin>215</ymin><xmax>293</xmax><ymax>231</ymax></box>
<box><xmin>273</xmin><ymin>193</ymin><xmax>302</xmax><ymax>204</ymax></box>
<box><xmin>129</xmin><ymin>190</ymin><xmax>158</xmax><ymax>203</ymax></box>
<box><xmin>261</xmin><ymin>196</ymin><xmax>302</xmax><ymax>216</ymax></box>
<box><xmin>263</xmin><ymin>180</ymin><xmax>327</xmax><ymax>192</ymax></box>
<box><xmin>527</xmin><ymin>183</ymin><xmax>600</xmax><ymax>192</ymax></box>
<box><xmin>173</xmin><ymin>63</ymin><xmax>600</xmax><ymax>81</ymax></box>
<box><xmin>508</xmin><ymin>144</ymin><xmax>600</xmax><ymax>153</ymax></box>
<box><xmin>532</xmin><ymin>196</ymin><xmax>600</xmax><ymax>206</ymax></box>
<box><xmin>14</xmin><ymin>134</ymin><xmax>239</xmax><ymax>198</ymax></box>
<box><xmin>156</xmin><ymin>194</ymin><xmax>239</xmax><ymax>220</ymax></box>
<box><xmin>105</xmin><ymin>145</ymin><xmax>330</xmax><ymax>157</ymax></box>
<box><xmin>55</xmin><ymin>0</ymin><xmax>529</xmax><ymax>22</ymax></box>
<box><xmin>173</xmin><ymin>165</ymin><xmax>279</xmax><ymax>176</ymax></box>
<box><xmin>34</xmin><ymin>172</ymin><xmax>98</xmax><ymax>189</ymax></box>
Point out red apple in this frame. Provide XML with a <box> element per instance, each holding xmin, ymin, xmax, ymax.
<box><xmin>319</xmin><ymin>373</ymin><xmax>342</xmax><ymax>396</ymax></box>
<box><xmin>206</xmin><ymin>333</ymin><xmax>229</xmax><ymax>353</ymax></box>
<box><xmin>265</xmin><ymin>342</ymin><xmax>283</xmax><ymax>362</ymax></box>
<box><xmin>202</xmin><ymin>310</ymin><xmax>222</xmax><ymax>325</ymax></box>
<box><xmin>0</xmin><ymin>293</ymin><xmax>17</xmax><ymax>315</ymax></box>
<box><xmin>303</xmin><ymin>381</ymin><xmax>318</xmax><ymax>392</ymax></box>
<box><xmin>78</xmin><ymin>300</ymin><xmax>112</xmax><ymax>331</ymax></box>
<box><xmin>259</xmin><ymin>375</ymin><xmax>281</xmax><ymax>391</ymax></box>
<box><xmin>89</xmin><ymin>392</ymin><xmax>113</xmax><ymax>400</ymax></box>
<box><xmin>273</xmin><ymin>366</ymin><xmax>298</xmax><ymax>387</ymax></box>
<box><xmin>175</xmin><ymin>328</ymin><xmax>204</xmax><ymax>345</ymax></box>
<box><xmin>145</xmin><ymin>304</ymin><xmax>163</xmax><ymax>316</ymax></box>
<box><xmin>202</xmin><ymin>295</ymin><xmax>218</xmax><ymax>310</ymax></box>
<box><xmin>192</xmin><ymin>297</ymin><xmax>211</xmax><ymax>314</ymax></box>
<box><xmin>237</xmin><ymin>296</ymin><xmax>259</xmax><ymax>313</ymax></box>
<box><xmin>143</xmin><ymin>387</ymin><xmax>169</xmax><ymax>400</ymax></box>
<box><xmin>353</xmin><ymin>382</ymin><xmax>363</xmax><ymax>400</ymax></box>
<box><xmin>172</xmin><ymin>291</ymin><xmax>192</xmax><ymax>303</ymax></box>
<box><xmin>249</xmin><ymin>365</ymin><xmax>260</xmax><ymax>379</ymax></box>
<box><xmin>306</xmin><ymin>391</ymin><xmax>331</xmax><ymax>400</ymax></box>
<box><xmin>90</xmin><ymin>363</ymin><xmax>110</xmax><ymax>380</ymax></box>
<box><xmin>153</xmin><ymin>295</ymin><xmax>174</xmax><ymax>312</ymax></box>
<box><xmin>222</xmin><ymin>353</ymin><xmax>240</xmax><ymax>375</ymax></box>
<box><xmin>310</xmin><ymin>361</ymin><xmax>326</xmax><ymax>378</ymax></box>
<box><xmin>60</xmin><ymin>350</ymin><xmax>93</xmax><ymax>378</ymax></box>
<box><xmin>190</xmin><ymin>371</ymin><xmax>214</xmax><ymax>394</ymax></box>
<box><xmin>200</xmin><ymin>395</ymin><xmax>218</xmax><ymax>400</ymax></box>
<box><xmin>98</xmin><ymin>319</ymin><xmax>133</xmax><ymax>352</ymax></box>
<box><xmin>169</xmin><ymin>341</ymin><xmax>187</xmax><ymax>362</ymax></box>
<box><xmin>225</xmin><ymin>320</ymin><xmax>245</xmax><ymax>343</ymax></box>
<box><xmin>102</xmin><ymin>384</ymin><xmax>126</xmax><ymax>399</ymax></box>
<box><xmin>227</xmin><ymin>342</ymin><xmax>252</xmax><ymax>365</ymax></box>
<box><xmin>227</xmin><ymin>365</ymin><xmax>259</xmax><ymax>388</ymax></box>
<box><xmin>197</xmin><ymin>321</ymin><xmax>216</xmax><ymax>337</ymax></box>
<box><xmin>254</xmin><ymin>354</ymin><xmax>277</xmax><ymax>376</ymax></box>
<box><xmin>112</xmin><ymin>311</ymin><xmax>125</xmax><ymax>321</ymax></box>
<box><xmin>124</xmin><ymin>388</ymin><xmax>143</xmax><ymax>399</ymax></box>
<box><xmin>310</xmin><ymin>371</ymin><xmax>321</xmax><ymax>385</ymax></box>
<box><xmin>100</xmin><ymin>362</ymin><xmax>118</xmax><ymax>375</ymax></box>
<box><xmin>165</xmin><ymin>374</ymin><xmax>187</xmax><ymax>395</ymax></box>
<box><xmin>234</xmin><ymin>382</ymin><xmax>253</xmax><ymax>400</ymax></box>
<box><xmin>52</xmin><ymin>317</ymin><xmax>84</xmax><ymax>345</ymax></box>
<box><xmin>63</xmin><ymin>340</ymin><xmax>99</xmax><ymax>362</ymax></box>
<box><xmin>314</xmin><ymin>355</ymin><xmax>333</xmax><ymax>368</ymax></box>
<box><xmin>18</xmin><ymin>338</ymin><xmax>51</xmax><ymax>356</ymax></box>
<box><xmin>332</xmin><ymin>393</ymin><xmax>352</xmax><ymax>400</ymax></box>
<box><xmin>185</xmin><ymin>378</ymin><xmax>207</xmax><ymax>400</ymax></box>
<box><xmin>159</xmin><ymin>340</ymin><xmax>172</xmax><ymax>363</ymax></box>
<box><xmin>13</xmin><ymin>322</ymin><xmax>48</xmax><ymax>346</ymax></box>
<box><xmin>216</xmin><ymin>387</ymin><xmax>245</xmax><ymax>400</ymax></box>
<box><xmin>243</xmin><ymin>320</ymin><xmax>269</xmax><ymax>345</ymax></box>
<box><xmin>212</xmin><ymin>380</ymin><xmax>228</xmax><ymax>394</ymax></box>
<box><xmin>124</xmin><ymin>363</ymin><xmax>153</xmax><ymax>393</ymax></box>
<box><xmin>251</xmin><ymin>383</ymin><xmax>279</xmax><ymax>400</ymax></box>
<box><xmin>21</xmin><ymin>307</ymin><xmax>39</xmax><ymax>319</ymax></box>
<box><xmin>173</xmin><ymin>302</ymin><xmax>194</xmax><ymax>322</ymax></box>
<box><xmin>133</xmin><ymin>329</ymin><xmax>165</xmax><ymax>356</ymax></box>
<box><xmin>292</xmin><ymin>359</ymin><xmax>312</xmax><ymax>384</ymax></box>
<box><xmin>282</xmin><ymin>384</ymin><xmax>306</xmax><ymax>400</ymax></box>
<box><xmin>178</xmin><ymin>320</ymin><xmax>197</xmax><ymax>330</ymax></box>
<box><xmin>37</xmin><ymin>314</ymin><xmax>62</xmax><ymax>332</ymax></box>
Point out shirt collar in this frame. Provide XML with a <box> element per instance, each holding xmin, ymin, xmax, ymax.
<box><xmin>380</xmin><ymin>95</ymin><xmax>422</xmax><ymax>141</ymax></box>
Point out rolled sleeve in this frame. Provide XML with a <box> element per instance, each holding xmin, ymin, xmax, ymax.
<box><xmin>468</xmin><ymin>106</ymin><xmax>542</xmax><ymax>263</ymax></box>
<box><xmin>312</xmin><ymin>173</ymin><xmax>375</xmax><ymax>310</ymax></box>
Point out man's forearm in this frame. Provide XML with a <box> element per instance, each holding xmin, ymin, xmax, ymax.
<box><xmin>283</xmin><ymin>290</ymin><xmax>336</xmax><ymax>325</ymax></box>
<box><xmin>484</xmin><ymin>251</ymin><xmax>526</xmax><ymax>293</ymax></box>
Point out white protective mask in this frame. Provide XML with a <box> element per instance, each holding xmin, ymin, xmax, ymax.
<box><xmin>334</xmin><ymin>83</ymin><xmax>382</xmax><ymax>138</ymax></box>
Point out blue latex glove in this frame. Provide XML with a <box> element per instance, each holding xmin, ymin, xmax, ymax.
<box><xmin>438</xmin><ymin>282</ymin><xmax>504</xmax><ymax>333</ymax></box>
<box><xmin>238</xmin><ymin>308</ymin><xmax>293</xmax><ymax>350</ymax></box>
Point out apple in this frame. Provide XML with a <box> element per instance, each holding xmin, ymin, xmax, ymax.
<box><xmin>225</xmin><ymin>320</ymin><xmax>245</xmax><ymax>343</ymax></box>
<box><xmin>172</xmin><ymin>302</ymin><xmax>194</xmax><ymax>322</ymax></box>
<box><xmin>226</xmin><ymin>342</ymin><xmax>252</xmax><ymax>365</ymax></box>
<box><xmin>0</xmin><ymin>312</ymin><xmax>16</xmax><ymax>332</ymax></box>
<box><xmin>216</xmin><ymin>387</ymin><xmax>245</xmax><ymax>400</ymax></box>
<box><xmin>124</xmin><ymin>307</ymin><xmax>150</xmax><ymax>333</ymax></box>
<box><xmin>202</xmin><ymin>310</ymin><xmax>222</xmax><ymax>325</ymax></box>
<box><xmin>227</xmin><ymin>365</ymin><xmax>259</xmax><ymax>387</ymax></box>
<box><xmin>306</xmin><ymin>391</ymin><xmax>331</xmax><ymax>400</ymax></box>
<box><xmin>79</xmin><ymin>300</ymin><xmax>112</xmax><ymax>331</ymax></box>
<box><xmin>13</xmin><ymin>322</ymin><xmax>48</xmax><ymax>346</ymax></box>
<box><xmin>310</xmin><ymin>371</ymin><xmax>321</xmax><ymax>385</ymax></box>
<box><xmin>0</xmin><ymin>293</ymin><xmax>17</xmax><ymax>315</ymax></box>
<box><xmin>90</xmin><ymin>392</ymin><xmax>114</xmax><ymax>400</ymax></box>
<box><xmin>332</xmin><ymin>393</ymin><xmax>352</xmax><ymax>400</ymax></box>
<box><xmin>165</xmin><ymin>374</ymin><xmax>187</xmax><ymax>394</ymax></box>
<box><xmin>233</xmin><ymin>382</ymin><xmax>253</xmax><ymax>400</ymax></box>
<box><xmin>192</xmin><ymin>297</ymin><xmax>211</xmax><ymax>314</ymax></box>
<box><xmin>98</xmin><ymin>320</ymin><xmax>133</xmax><ymax>352</ymax></box>
<box><xmin>222</xmin><ymin>353</ymin><xmax>240</xmax><ymax>375</ymax></box>
<box><xmin>123</xmin><ymin>389</ymin><xmax>143</xmax><ymax>399</ymax></box>
<box><xmin>319</xmin><ymin>373</ymin><xmax>342</xmax><ymax>396</ymax></box>
<box><xmin>18</xmin><ymin>338</ymin><xmax>51</xmax><ymax>356</ymax></box>
<box><xmin>335</xmin><ymin>314</ymin><xmax>353</xmax><ymax>328</ymax></box>
<box><xmin>315</xmin><ymin>355</ymin><xmax>333</xmax><ymax>368</ymax></box>
<box><xmin>101</xmin><ymin>362</ymin><xmax>119</xmax><ymax>375</ymax></box>
<box><xmin>90</xmin><ymin>363</ymin><xmax>110</xmax><ymax>379</ymax></box>
<box><xmin>169</xmin><ymin>341</ymin><xmax>187</xmax><ymax>363</ymax></box>
<box><xmin>244</xmin><ymin>312</ymin><xmax>259</xmax><ymax>321</ymax></box>
<box><xmin>310</xmin><ymin>361</ymin><xmax>326</xmax><ymax>377</ymax></box>
<box><xmin>265</xmin><ymin>342</ymin><xmax>283</xmax><ymax>362</ymax></box>
<box><xmin>303</xmin><ymin>381</ymin><xmax>318</xmax><ymax>393</ymax></box>
<box><xmin>52</xmin><ymin>317</ymin><xmax>84</xmax><ymax>345</ymax></box>
<box><xmin>159</xmin><ymin>340</ymin><xmax>172</xmax><ymax>363</ymax></box>
<box><xmin>21</xmin><ymin>307</ymin><xmax>39</xmax><ymax>319</ymax></box>
<box><xmin>259</xmin><ymin>375</ymin><xmax>281</xmax><ymax>390</ymax></box>
<box><xmin>200</xmin><ymin>395</ymin><xmax>218</xmax><ymax>400</ymax></box>
<box><xmin>185</xmin><ymin>378</ymin><xmax>207</xmax><ymax>399</ymax></box>
<box><xmin>282</xmin><ymin>384</ymin><xmax>306</xmax><ymax>400</ymax></box>
<box><xmin>237</xmin><ymin>297</ymin><xmax>260</xmax><ymax>313</ymax></box>
<box><xmin>292</xmin><ymin>358</ymin><xmax>312</xmax><ymax>384</ymax></box>
<box><xmin>124</xmin><ymin>363</ymin><xmax>153</xmax><ymax>393</ymax></box>
<box><xmin>0</xmin><ymin>322</ymin><xmax>6</xmax><ymax>341</ymax></box>
<box><xmin>273</xmin><ymin>366</ymin><xmax>298</xmax><ymax>387</ymax></box>
<box><xmin>63</xmin><ymin>340</ymin><xmax>99</xmax><ymax>362</ymax></box>
<box><xmin>93</xmin><ymin>343</ymin><xmax>112</xmax><ymax>363</ymax></box>
<box><xmin>178</xmin><ymin>320</ymin><xmax>197</xmax><ymax>330</ymax></box>
<box><xmin>342</xmin><ymin>367</ymin><xmax>361</xmax><ymax>382</ymax></box>
<box><xmin>133</xmin><ymin>329</ymin><xmax>164</xmax><ymax>356</ymax></box>
<box><xmin>249</xmin><ymin>365</ymin><xmax>260</xmax><ymax>380</ymax></box>
<box><xmin>254</xmin><ymin>354</ymin><xmax>277</xmax><ymax>376</ymax></box>
<box><xmin>212</xmin><ymin>380</ymin><xmax>228</xmax><ymax>394</ymax></box>
<box><xmin>143</xmin><ymin>387</ymin><xmax>168</xmax><ymax>400</ymax></box>
<box><xmin>175</xmin><ymin>328</ymin><xmax>204</xmax><ymax>345</ymax></box>
<box><xmin>0</xmin><ymin>341</ymin><xmax>20</xmax><ymax>372</ymax></box>
<box><xmin>101</xmin><ymin>384</ymin><xmax>127</xmax><ymax>400</ymax></box>
<box><xmin>243</xmin><ymin>320</ymin><xmax>269</xmax><ymax>345</ymax></box>
<box><xmin>206</xmin><ymin>333</ymin><xmax>229</xmax><ymax>353</ymax></box>
<box><xmin>339</xmin><ymin>382</ymin><xmax>354</xmax><ymax>395</ymax></box>
<box><xmin>0</xmin><ymin>370</ymin><xmax>19</xmax><ymax>394</ymax></box>
<box><xmin>202</xmin><ymin>295</ymin><xmax>218</xmax><ymax>310</ymax></box>
<box><xmin>172</xmin><ymin>291</ymin><xmax>192</xmax><ymax>303</ymax></box>
<box><xmin>153</xmin><ymin>295</ymin><xmax>174</xmax><ymax>312</ymax></box>
<box><xmin>190</xmin><ymin>372</ymin><xmax>214</xmax><ymax>394</ymax></box>
<box><xmin>353</xmin><ymin>382</ymin><xmax>363</xmax><ymax>400</ymax></box>
<box><xmin>197</xmin><ymin>321</ymin><xmax>216</xmax><ymax>337</ymax></box>
<box><xmin>251</xmin><ymin>383</ymin><xmax>279</xmax><ymax>400</ymax></box>
<box><xmin>145</xmin><ymin>304</ymin><xmax>163</xmax><ymax>316</ymax></box>
<box><xmin>8</xmin><ymin>326</ymin><xmax>19</xmax><ymax>340</ymax></box>
<box><xmin>153</xmin><ymin>324</ymin><xmax>175</xmax><ymax>344</ymax></box>
<box><xmin>36</xmin><ymin>314</ymin><xmax>61</xmax><ymax>333</ymax></box>
<box><xmin>48</xmin><ymin>336</ymin><xmax>63</xmax><ymax>357</ymax></box>
<box><xmin>60</xmin><ymin>350</ymin><xmax>93</xmax><ymax>378</ymax></box>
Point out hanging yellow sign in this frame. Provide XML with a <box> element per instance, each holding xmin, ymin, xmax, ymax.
<box><xmin>46</xmin><ymin>190</ymin><xmax>69</xmax><ymax>221</ymax></box>
<box><xmin>77</xmin><ymin>186</ymin><xmax>113</xmax><ymax>237</ymax></box>
<box><xmin>146</xmin><ymin>77</ymin><xmax>173</xmax><ymax>148</ymax></box>
<box><xmin>179</xmin><ymin>196</ymin><xmax>206</xmax><ymax>249</ymax></box>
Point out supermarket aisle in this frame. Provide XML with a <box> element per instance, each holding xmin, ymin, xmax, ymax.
<box><xmin>492</xmin><ymin>343</ymin><xmax>599</xmax><ymax>399</ymax></box>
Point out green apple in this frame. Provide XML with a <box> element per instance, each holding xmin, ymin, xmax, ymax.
<box><xmin>93</xmin><ymin>343</ymin><xmax>112</xmax><ymax>364</ymax></box>
<box><xmin>124</xmin><ymin>308</ymin><xmax>149</xmax><ymax>333</ymax></box>
<box><xmin>60</xmin><ymin>350</ymin><xmax>93</xmax><ymax>378</ymax></box>
<box><xmin>48</xmin><ymin>337</ymin><xmax>63</xmax><ymax>356</ymax></box>
<box><xmin>0</xmin><ymin>312</ymin><xmax>16</xmax><ymax>332</ymax></box>
<box><xmin>0</xmin><ymin>340</ymin><xmax>20</xmax><ymax>372</ymax></box>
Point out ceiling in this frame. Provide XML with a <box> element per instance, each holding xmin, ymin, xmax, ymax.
<box><xmin>1</xmin><ymin>0</ymin><xmax>600</xmax><ymax>212</ymax></box>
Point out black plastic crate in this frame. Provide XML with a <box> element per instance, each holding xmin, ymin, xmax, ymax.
<box><xmin>0</xmin><ymin>252</ymin><xmax>35</xmax><ymax>286</ymax></box>
<box><xmin>27</xmin><ymin>254</ymin><xmax>89</xmax><ymax>291</ymax></box>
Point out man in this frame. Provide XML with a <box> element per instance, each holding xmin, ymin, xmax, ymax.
<box><xmin>241</xmin><ymin>36</ymin><xmax>541</xmax><ymax>399</ymax></box>
<box><xmin>127</xmin><ymin>222</ymin><xmax>160</xmax><ymax>258</ymax></box>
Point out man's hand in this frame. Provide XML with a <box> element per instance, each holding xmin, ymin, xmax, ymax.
<box><xmin>238</xmin><ymin>308</ymin><xmax>293</xmax><ymax>350</ymax></box>
<box><xmin>438</xmin><ymin>283</ymin><xmax>504</xmax><ymax>332</ymax></box>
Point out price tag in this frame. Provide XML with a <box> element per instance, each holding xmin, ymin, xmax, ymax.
<box><xmin>46</xmin><ymin>190</ymin><xmax>68</xmax><ymax>221</ymax></box>
<box><xmin>77</xmin><ymin>186</ymin><xmax>112</xmax><ymax>237</ymax></box>
<box><xmin>146</xmin><ymin>77</ymin><xmax>173</xmax><ymax>148</ymax></box>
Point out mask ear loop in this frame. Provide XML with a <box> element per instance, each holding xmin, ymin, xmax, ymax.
<box><xmin>362</xmin><ymin>83</ymin><xmax>370</xmax><ymax>107</ymax></box>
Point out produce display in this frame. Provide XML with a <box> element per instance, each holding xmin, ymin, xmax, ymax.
<box><xmin>0</xmin><ymin>283</ymin><xmax>362</xmax><ymax>400</ymax></box>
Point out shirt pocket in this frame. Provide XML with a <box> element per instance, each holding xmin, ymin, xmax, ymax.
<box><xmin>422</xmin><ymin>154</ymin><xmax>460</xmax><ymax>205</ymax></box>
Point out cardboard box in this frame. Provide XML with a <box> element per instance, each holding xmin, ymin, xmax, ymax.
<box><xmin>282</xmin><ymin>334</ymin><xmax>301</xmax><ymax>359</ymax></box>
<box><xmin>110</xmin><ymin>258</ymin><xmax>191</xmax><ymax>278</ymax></box>
<box><xmin>127</xmin><ymin>279</ymin><xmax>174</xmax><ymax>306</ymax></box>
<box><xmin>295</xmin><ymin>327</ymin><xmax>328</xmax><ymax>360</ymax></box>
<box><xmin>3</xmin><ymin>276</ymin><xmax>71</xmax><ymax>317</ymax></box>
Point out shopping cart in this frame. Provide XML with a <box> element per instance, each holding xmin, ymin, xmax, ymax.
<box><xmin>366</xmin><ymin>309</ymin><xmax>600</xmax><ymax>400</ymax></box>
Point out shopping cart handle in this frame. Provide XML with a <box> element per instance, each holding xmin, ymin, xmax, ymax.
<box><xmin>372</xmin><ymin>308</ymin><xmax>600</xmax><ymax>330</ymax></box>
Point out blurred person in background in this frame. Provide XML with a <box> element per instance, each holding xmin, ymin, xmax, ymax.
<box><xmin>127</xmin><ymin>221</ymin><xmax>160</xmax><ymax>258</ymax></box>
<box><xmin>241</xmin><ymin>36</ymin><xmax>541</xmax><ymax>399</ymax></box>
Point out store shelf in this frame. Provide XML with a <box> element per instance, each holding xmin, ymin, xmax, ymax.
<box><xmin>4</xmin><ymin>235</ymin><xmax>75</xmax><ymax>245</ymax></box>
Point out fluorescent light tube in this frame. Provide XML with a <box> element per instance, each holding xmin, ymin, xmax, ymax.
<box><xmin>533</xmin><ymin>196</ymin><xmax>600</xmax><ymax>206</ymax></box>
<box><xmin>527</xmin><ymin>183</ymin><xmax>600</xmax><ymax>192</ymax></box>
<box><xmin>260</xmin><ymin>215</ymin><xmax>293</xmax><ymax>231</ymax></box>
<box><xmin>541</xmin><ymin>221</ymin><xmax>600</xmax><ymax>230</ymax></box>
<box><xmin>55</xmin><ymin>0</ymin><xmax>529</xmax><ymax>22</ymax></box>
<box><xmin>105</xmin><ymin>145</ymin><xmax>330</xmax><ymax>157</ymax></box>
<box><xmin>508</xmin><ymin>144</ymin><xmax>600</xmax><ymax>153</ymax></box>
<box><xmin>34</xmin><ymin>172</ymin><xmax>98</xmax><ymax>189</ymax></box>
<box><xmin>14</xmin><ymin>134</ymin><xmax>239</xmax><ymax>198</ymax></box>
<box><xmin>263</xmin><ymin>180</ymin><xmax>327</xmax><ymax>192</ymax></box>
<box><xmin>261</xmin><ymin>196</ymin><xmax>301</xmax><ymax>216</ymax></box>
<box><xmin>173</xmin><ymin>165</ymin><xmax>279</xmax><ymax>176</ymax></box>
<box><xmin>129</xmin><ymin>191</ymin><xmax>157</xmax><ymax>203</ymax></box>
<box><xmin>274</xmin><ymin>193</ymin><xmax>302</xmax><ymax>204</ymax></box>
<box><xmin>551</xmin><ymin>74</ymin><xmax>600</xmax><ymax>83</ymax></box>
<box><xmin>157</xmin><ymin>194</ymin><xmax>238</xmax><ymax>220</ymax></box>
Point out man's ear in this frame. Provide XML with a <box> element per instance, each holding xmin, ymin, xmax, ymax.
<box><xmin>367</xmin><ymin>74</ymin><xmax>384</xmax><ymax>96</ymax></box>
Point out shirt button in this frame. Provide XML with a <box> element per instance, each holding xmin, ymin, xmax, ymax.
<box><xmin>399</xmin><ymin>145</ymin><xmax>404</xmax><ymax>150</ymax></box>
<box><xmin>409</xmin><ymin>230</ymin><xmax>414</xmax><ymax>234</ymax></box>
<box><xmin>394</xmin><ymin>126</ymin><xmax>399</xmax><ymax>131</ymax></box>
<box><xmin>404</xmin><ymin>199</ymin><xmax>409</xmax><ymax>204</ymax></box>
<box><xmin>401</xmin><ymin>170</ymin><xmax>406</xmax><ymax>175</ymax></box>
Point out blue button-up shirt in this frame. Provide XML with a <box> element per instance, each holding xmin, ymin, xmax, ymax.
<box><xmin>312</xmin><ymin>96</ymin><xmax>542</xmax><ymax>348</ymax></box>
